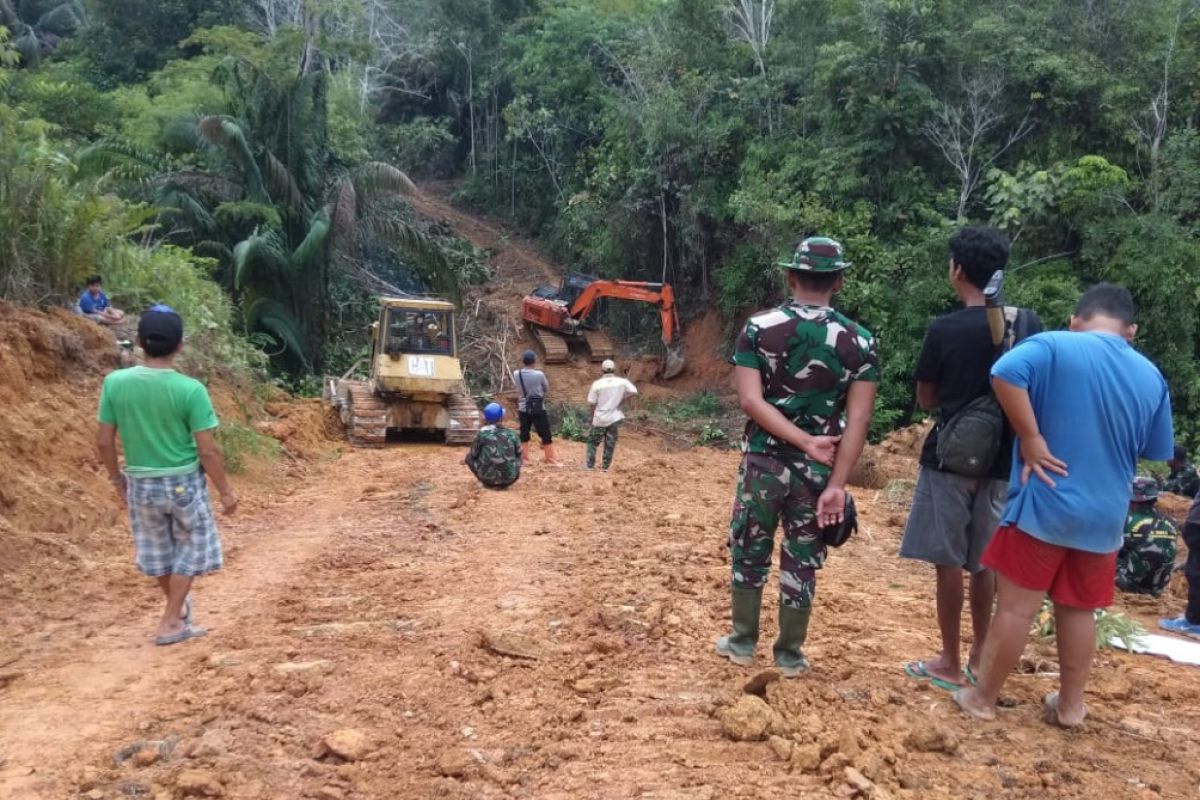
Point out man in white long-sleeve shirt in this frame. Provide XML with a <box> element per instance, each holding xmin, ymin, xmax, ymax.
<box><xmin>585</xmin><ymin>359</ymin><xmax>638</xmax><ymax>472</ymax></box>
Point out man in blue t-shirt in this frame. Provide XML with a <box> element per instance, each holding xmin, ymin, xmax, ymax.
<box><xmin>79</xmin><ymin>274</ymin><xmax>125</xmax><ymax>325</ymax></box>
<box><xmin>953</xmin><ymin>284</ymin><xmax>1173</xmax><ymax>729</ymax></box>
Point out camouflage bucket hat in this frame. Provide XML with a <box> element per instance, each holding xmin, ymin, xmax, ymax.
<box><xmin>779</xmin><ymin>236</ymin><xmax>851</xmax><ymax>273</ymax></box>
<box><xmin>1131</xmin><ymin>476</ymin><xmax>1159</xmax><ymax>502</ymax></box>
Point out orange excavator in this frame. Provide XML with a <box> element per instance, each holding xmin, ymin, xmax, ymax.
<box><xmin>522</xmin><ymin>273</ymin><xmax>685</xmax><ymax>379</ymax></box>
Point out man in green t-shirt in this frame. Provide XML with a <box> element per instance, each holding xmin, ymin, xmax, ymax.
<box><xmin>96</xmin><ymin>307</ymin><xmax>239</xmax><ymax>646</ymax></box>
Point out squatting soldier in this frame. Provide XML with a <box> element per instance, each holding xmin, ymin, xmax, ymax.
<box><xmin>715</xmin><ymin>236</ymin><xmax>879</xmax><ymax>676</ymax></box>
<box><xmin>465</xmin><ymin>402</ymin><xmax>522</xmax><ymax>489</ymax></box>
<box><xmin>1162</xmin><ymin>444</ymin><xmax>1200</xmax><ymax>498</ymax></box>
<box><xmin>1117</xmin><ymin>477</ymin><xmax>1178</xmax><ymax>596</ymax></box>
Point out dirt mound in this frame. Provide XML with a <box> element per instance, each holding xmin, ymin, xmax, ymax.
<box><xmin>672</xmin><ymin>309</ymin><xmax>734</xmax><ymax>394</ymax></box>
<box><xmin>879</xmin><ymin>419</ymin><xmax>934</xmax><ymax>460</ymax></box>
<box><xmin>260</xmin><ymin>399</ymin><xmax>344</xmax><ymax>459</ymax></box>
<box><xmin>0</xmin><ymin>303</ymin><xmax>121</xmax><ymax>575</ymax></box>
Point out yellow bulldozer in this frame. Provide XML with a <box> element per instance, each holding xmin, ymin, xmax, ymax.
<box><xmin>324</xmin><ymin>297</ymin><xmax>482</xmax><ymax>447</ymax></box>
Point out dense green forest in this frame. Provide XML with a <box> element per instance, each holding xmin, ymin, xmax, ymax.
<box><xmin>4</xmin><ymin>0</ymin><xmax>1200</xmax><ymax>440</ymax></box>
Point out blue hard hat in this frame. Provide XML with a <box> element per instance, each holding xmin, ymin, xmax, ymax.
<box><xmin>484</xmin><ymin>402</ymin><xmax>504</xmax><ymax>423</ymax></box>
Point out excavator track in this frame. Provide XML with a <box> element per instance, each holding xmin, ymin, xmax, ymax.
<box><xmin>445</xmin><ymin>393</ymin><xmax>483</xmax><ymax>446</ymax></box>
<box><xmin>340</xmin><ymin>381</ymin><xmax>388</xmax><ymax>448</ymax></box>
<box><xmin>532</xmin><ymin>326</ymin><xmax>570</xmax><ymax>363</ymax></box>
<box><xmin>582</xmin><ymin>330</ymin><xmax>615</xmax><ymax>361</ymax></box>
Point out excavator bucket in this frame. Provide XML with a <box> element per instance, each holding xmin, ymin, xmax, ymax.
<box><xmin>662</xmin><ymin>346</ymin><xmax>686</xmax><ymax>380</ymax></box>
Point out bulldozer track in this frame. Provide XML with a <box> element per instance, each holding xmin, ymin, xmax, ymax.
<box><xmin>341</xmin><ymin>382</ymin><xmax>388</xmax><ymax>448</ymax></box>
<box><xmin>582</xmin><ymin>330</ymin><xmax>615</xmax><ymax>361</ymax></box>
<box><xmin>445</xmin><ymin>393</ymin><xmax>483</xmax><ymax>446</ymax></box>
<box><xmin>532</xmin><ymin>326</ymin><xmax>570</xmax><ymax>363</ymax></box>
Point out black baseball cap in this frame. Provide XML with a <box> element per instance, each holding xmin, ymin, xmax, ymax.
<box><xmin>137</xmin><ymin>306</ymin><xmax>184</xmax><ymax>350</ymax></box>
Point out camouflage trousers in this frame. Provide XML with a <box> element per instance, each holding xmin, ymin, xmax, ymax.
<box><xmin>727</xmin><ymin>453</ymin><xmax>826</xmax><ymax>608</ymax></box>
<box><xmin>586</xmin><ymin>422</ymin><xmax>621</xmax><ymax>470</ymax></box>
<box><xmin>1116</xmin><ymin>537</ymin><xmax>1177</xmax><ymax>597</ymax></box>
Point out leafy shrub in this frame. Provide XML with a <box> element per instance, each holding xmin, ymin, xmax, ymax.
<box><xmin>101</xmin><ymin>242</ymin><xmax>264</xmax><ymax>376</ymax></box>
<box><xmin>1033</xmin><ymin>598</ymin><xmax>1145</xmax><ymax>651</ymax></box>
<box><xmin>215</xmin><ymin>419</ymin><xmax>280</xmax><ymax>475</ymax></box>
<box><xmin>697</xmin><ymin>422</ymin><xmax>728</xmax><ymax>447</ymax></box>
<box><xmin>554</xmin><ymin>403</ymin><xmax>591</xmax><ymax>442</ymax></box>
<box><xmin>377</xmin><ymin>117</ymin><xmax>457</xmax><ymax>178</ymax></box>
<box><xmin>644</xmin><ymin>391</ymin><xmax>726</xmax><ymax>423</ymax></box>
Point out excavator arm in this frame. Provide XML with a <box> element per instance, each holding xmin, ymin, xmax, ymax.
<box><xmin>568</xmin><ymin>280</ymin><xmax>679</xmax><ymax>347</ymax></box>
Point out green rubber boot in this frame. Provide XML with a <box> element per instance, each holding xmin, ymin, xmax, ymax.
<box><xmin>715</xmin><ymin>586</ymin><xmax>762</xmax><ymax>666</ymax></box>
<box><xmin>773</xmin><ymin>603</ymin><xmax>812</xmax><ymax>677</ymax></box>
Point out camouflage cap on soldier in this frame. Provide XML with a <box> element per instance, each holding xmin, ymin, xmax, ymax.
<box><xmin>1131</xmin><ymin>476</ymin><xmax>1159</xmax><ymax>503</ymax></box>
<box><xmin>779</xmin><ymin>236</ymin><xmax>851</xmax><ymax>273</ymax></box>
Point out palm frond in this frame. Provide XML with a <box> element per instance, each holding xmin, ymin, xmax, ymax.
<box><xmin>155</xmin><ymin>187</ymin><xmax>216</xmax><ymax>235</ymax></box>
<box><xmin>244</xmin><ymin>298</ymin><xmax>309</xmax><ymax>368</ymax></box>
<box><xmin>330</xmin><ymin>177</ymin><xmax>357</xmax><ymax>250</ymax></box>
<box><xmin>161</xmin><ymin>117</ymin><xmax>204</xmax><ymax>154</ymax></box>
<box><xmin>0</xmin><ymin>0</ymin><xmax>18</xmax><ymax>27</ymax></box>
<box><xmin>77</xmin><ymin>139</ymin><xmax>167</xmax><ymax>183</ymax></box>
<box><xmin>362</xmin><ymin>215</ymin><xmax>460</xmax><ymax>304</ymax></box>
<box><xmin>291</xmin><ymin>210</ymin><xmax>330</xmax><ymax>270</ymax></box>
<box><xmin>197</xmin><ymin>115</ymin><xmax>268</xmax><ymax>203</ymax></box>
<box><xmin>35</xmin><ymin>3</ymin><xmax>84</xmax><ymax>36</ymax></box>
<box><xmin>214</xmin><ymin>201</ymin><xmax>281</xmax><ymax>235</ymax></box>
<box><xmin>264</xmin><ymin>153</ymin><xmax>303</xmax><ymax>210</ymax></box>
<box><xmin>194</xmin><ymin>240</ymin><xmax>234</xmax><ymax>265</ymax></box>
<box><xmin>233</xmin><ymin>231</ymin><xmax>289</xmax><ymax>290</ymax></box>
<box><xmin>157</xmin><ymin>171</ymin><xmax>243</xmax><ymax>205</ymax></box>
<box><xmin>13</xmin><ymin>29</ymin><xmax>39</xmax><ymax>66</ymax></box>
<box><xmin>350</xmin><ymin>162</ymin><xmax>417</xmax><ymax>200</ymax></box>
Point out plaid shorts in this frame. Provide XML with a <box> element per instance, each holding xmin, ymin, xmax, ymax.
<box><xmin>127</xmin><ymin>470</ymin><xmax>223</xmax><ymax>577</ymax></box>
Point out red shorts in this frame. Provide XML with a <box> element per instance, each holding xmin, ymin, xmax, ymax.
<box><xmin>981</xmin><ymin>525</ymin><xmax>1117</xmax><ymax>610</ymax></box>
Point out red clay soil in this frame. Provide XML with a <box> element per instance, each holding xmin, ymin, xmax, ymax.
<box><xmin>2</xmin><ymin>429</ymin><xmax>1198</xmax><ymax>799</ymax></box>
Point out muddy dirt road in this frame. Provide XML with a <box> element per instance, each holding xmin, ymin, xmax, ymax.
<box><xmin>2</xmin><ymin>430</ymin><xmax>1199</xmax><ymax>799</ymax></box>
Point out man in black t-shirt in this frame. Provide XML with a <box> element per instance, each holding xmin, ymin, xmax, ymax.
<box><xmin>901</xmin><ymin>226</ymin><xmax>1042</xmax><ymax>691</ymax></box>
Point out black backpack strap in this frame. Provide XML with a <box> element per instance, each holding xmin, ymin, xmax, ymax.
<box><xmin>517</xmin><ymin>369</ymin><xmax>528</xmax><ymax>398</ymax></box>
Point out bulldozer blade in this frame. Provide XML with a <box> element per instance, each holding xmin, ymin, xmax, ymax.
<box><xmin>662</xmin><ymin>348</ymin><xmax>686</xmax><ymax>380</ymax></box>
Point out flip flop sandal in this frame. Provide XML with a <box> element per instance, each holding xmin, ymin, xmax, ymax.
<box><xmin>155</xmin><ymin>624</ymin><xmax>208</xmax><ymax>647</ymax></box>
<box><xmin>963</xmin><ymin>665</ymin><xmax>979</xmax><ymax>686</ymax></box>
<box><xmin>904</xmin><ymin>661</ymin><xmax>963</xmax><ymax>692</ymax></box>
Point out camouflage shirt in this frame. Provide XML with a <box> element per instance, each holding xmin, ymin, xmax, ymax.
<box><xmin>731</xmin><ymin>302</ymin><xmax>880</xmax><ymax>477</ymax></box>
<box><xmin>1117</xmin><ymin>507</ymin><xmax>1179</xmax><ymax>596</ymax></box>
<box><xmin>1162</xmin><ymin>463</ymin><xmax>1200</xmax><ymax>498</ymax></box>
<box><xmin>465</xmin><ymin>425</ymin><xmax>522</xmax><ymax>488</ymax></box>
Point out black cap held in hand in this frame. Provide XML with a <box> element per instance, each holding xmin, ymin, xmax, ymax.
<box><xmin>137</xmin><ymin>308</ymin><xmax>184</xmax><ymax>351</ymax></box>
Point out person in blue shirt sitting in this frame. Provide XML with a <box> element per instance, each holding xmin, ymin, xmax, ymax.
<box><xmin>79</xmin><ymin>275</ymin><xmax>126</xmax><ymax>325</ymax></box>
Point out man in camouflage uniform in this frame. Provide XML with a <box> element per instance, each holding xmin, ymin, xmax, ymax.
<box><xmin>1116</xmin><ymin>477</ymin><xmax>1178</xmax><ymax>596</ymax></box>
<box><xmin>716</xmin><ymin>236</ymin><xmax>879</xmax><ymax>677</ymax></box>
<box><xmin>1161</xmin><ymin>444</ymin><xmax>1200</xmax><ymax>498</ymax></box>
<box><xmin>465</xmin><ymin>403</ymin><xmax>522</xmax><ymax>489</ymax></box>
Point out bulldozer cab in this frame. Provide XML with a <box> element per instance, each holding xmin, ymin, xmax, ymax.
<box><xmin>369</xmin><ymin>297</ymin><xmax>465</xmax><ymax>395</ymax></box>
<box><xmin>380</xmin><ymin>305</ymin><xmax>455</xmax><ymax>357</ymax></box>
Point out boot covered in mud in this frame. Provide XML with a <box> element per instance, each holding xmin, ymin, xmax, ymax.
<box><xmin>543</xmin><ymin>443</ymin><xmax>562</xmax><ymax>466</ymax></box>
<box><xmin>715</xmin><ymin>586</ymin><xmax>761</xmax><ymax>665</ymax></box>
<box><xmin>773</xmin><ymin>602</ymin><xmax>812</xmax><ymax>677</ymax></box>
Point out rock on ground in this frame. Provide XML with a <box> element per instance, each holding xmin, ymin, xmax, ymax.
<box><xmin>718</xmin><ymin>695</ymin><xmax>782</xmax><ymax>742</ymax></box>
<box><xmin>904</xmin><ymin>726</ymin><xmax>960</xmax><ymax>754</ymax></box>
<box><xmin>315</xmin><ymin>729</ymin><xmax>372</xmax><ymax>762</ymax></box>
<box><xmin>176</xmin><ymin>768</ymin><xmax>225</xmax><ymax>797</ymax></box>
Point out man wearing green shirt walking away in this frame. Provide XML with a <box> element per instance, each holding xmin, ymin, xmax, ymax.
<box><xmin>96</xmin><ymin>306</ymin><xmax>239</xmax><ymax>646</ymax></box>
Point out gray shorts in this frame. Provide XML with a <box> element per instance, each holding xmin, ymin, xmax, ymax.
<box><xmin>900</xmin><ymin>467</ymin><xmax>1006</xmax><ymax>573</ymax></box>
<box><xmin>127</xmin><ymin>470</ymin><xmax>223</xmax><ymax>577</ymax></box>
